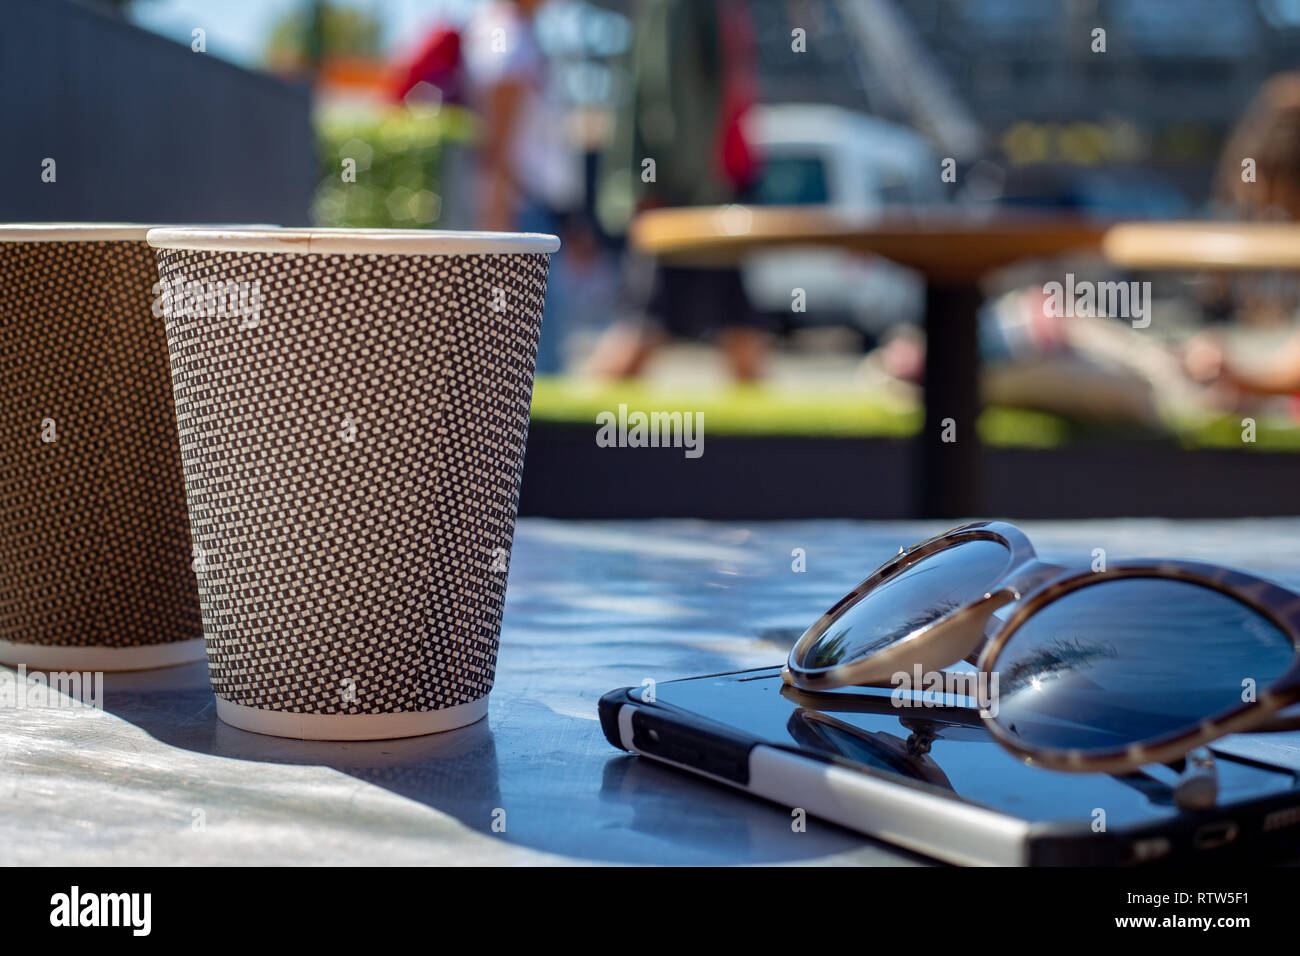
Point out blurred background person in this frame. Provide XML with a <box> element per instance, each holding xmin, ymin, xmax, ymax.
<box><xmin>588</xmin><ymin>0</ymin><xmax>769</xmax><ymax>382</ymax></box>
<box><xmin>462</xmin><ymin>0</ymin><xmax>580</xmax><ymax>235</ymax></box>
<box><xmin>1185</xmin><ymin>72</ymin><xmax>1300</xmax><ymax>409</ymax></box>
<box><xmin>462</xmin><ymin>0</ymin><xmax>583</xmax><ymax>374</ymax></box>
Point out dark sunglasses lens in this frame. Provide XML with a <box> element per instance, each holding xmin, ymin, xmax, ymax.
<box><xmin>990</xmin><ymin>577</ymin><xmax>1296</xmax><ymax>755</ymax></box>
<box><xmin>797</xmin><ymin>538</ymin><xmax>1011</xmax><ymax>671</ymax></box>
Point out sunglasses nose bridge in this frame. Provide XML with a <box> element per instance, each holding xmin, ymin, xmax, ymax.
<box><xmin>1004</xmin><ymin>559</ymin><xmax>1070</xmax><ymax>595</ymax></box>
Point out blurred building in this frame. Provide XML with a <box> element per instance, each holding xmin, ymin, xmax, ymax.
<box><xmin>896</xmin><ymin>0</ymin><xmax>1300</xmax><ymax>195</ymax></box>
<box><xmin>591</xmin><ymin>0</ymin><xmax>1300</xmax><ymax>204</ymax></box>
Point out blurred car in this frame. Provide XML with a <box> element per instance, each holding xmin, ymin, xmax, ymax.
<box><xmin>739</xmin><ymin>103</ymin><xmax>940</xmax><ymax>338</ymax></box>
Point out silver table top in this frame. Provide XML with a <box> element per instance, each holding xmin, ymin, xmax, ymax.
<box><xmin>7</xmin><ymin>518</ymin><xmax>1300</xmax><ymax>865</ymax></box>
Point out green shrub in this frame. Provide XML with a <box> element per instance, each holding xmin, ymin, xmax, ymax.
<box><xmin>529</xmin><ymin>376</ymin><xmax>1300</xmax><ymax>450</ymax></box>
<box><xmin>312</xmin><ymin>104</ymin><xmax>477</xmax><ymax>228</ymax></box>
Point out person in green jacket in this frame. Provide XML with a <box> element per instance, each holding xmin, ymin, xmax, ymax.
<box><xmin>587</xmin><ymin>0</ymin><xmax>770</xmax><ymax>381</ymax></box>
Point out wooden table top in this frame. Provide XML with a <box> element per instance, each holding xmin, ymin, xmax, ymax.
<box><xmin>629</xmin><ymin>205</ymin><xmax>1110</xmax><ymax>281</ymax></box>
<box><xmin>1103</xmin><ymin>222</ymin><xmax>1300</xmax><ymax>270</ymax></box>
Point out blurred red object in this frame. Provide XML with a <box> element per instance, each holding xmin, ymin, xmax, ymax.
<box><xmin>717</xmin><ymin>0</ymin><xmax>761</xmax><ymax>190</ymax></box>
<box><xmin>390</xmin><ymin>26</ymin><xmax>462</xmax><ymax>104</ymax></box>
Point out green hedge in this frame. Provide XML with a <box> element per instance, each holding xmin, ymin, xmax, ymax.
<box><xmin>312</xmin><ymin>105</ymin><xmax>476</xmax><ymax>228</ymax></box>
<box><xmin>529</xmin><ymin>376</ymin><xmax>1300</xmax><ymax>451</ymax></box>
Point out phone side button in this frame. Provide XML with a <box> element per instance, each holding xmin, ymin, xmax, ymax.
<box><xmin>1193</xmin><ymin>821</ymin><xmax>1239</xmax><ymax>852</ymax></box>
<box><xmin>629</xmin><ymin>710</ymin><xmax>752</xmax><ymax>785</ymax></box>
<box><xmin>1127</xmin><ymin>836</ymin><xmax>1172</xmax><ymax>864</ymax></box>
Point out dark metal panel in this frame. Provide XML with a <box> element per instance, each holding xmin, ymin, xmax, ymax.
<box><xmin>0</xmin><ymin>0</ymin><xmax>313</xmax><ymax>225</ymax></box>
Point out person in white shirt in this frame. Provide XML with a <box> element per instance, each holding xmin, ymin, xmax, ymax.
<box><xmin>461</xmin><ymin>0</ymin><xmax>580</xmax><ymax>233</ymax></box>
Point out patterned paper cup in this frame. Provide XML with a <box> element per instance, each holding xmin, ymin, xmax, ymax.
<box><xmin>0</xmin><ymin>224</ymin><xmax>205</xmax><ymax>671</ymax></box>
<box><xmin>147</xmin><ymin>227</ymin><xmax>558</xmax><ymax>740</ymax></box>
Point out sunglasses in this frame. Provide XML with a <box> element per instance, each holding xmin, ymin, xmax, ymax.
<box><xmin>783</xmin><ymin>521</ymin><xmax>1300</xmax><ymax>775</ymax></box>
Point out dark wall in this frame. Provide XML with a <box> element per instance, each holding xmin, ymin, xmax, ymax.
<box><xmin>518</xmin><ymin>425</ymin><xmax>1300</xmax><ymax>520</ymax></box>
<box><xmin>0</xmin><ymin>0</ymin><xmax>313</xmax><ymax>225</ymax></box>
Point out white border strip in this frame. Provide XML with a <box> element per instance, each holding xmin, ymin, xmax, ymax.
<box><xmin>616</xmin><ymin>703</ymin><xmax>1029</xmax><ymax>866</ymax></box>
<box><xmin>0</xmin><ymin>637</ymin><xmax>207</xmax><ymax>671</ymax></box>
<box><xmin>747</xmin><ymin>746</ymin><xmax>1029</xmax><ymax>866</ymax></box>
<box><xmin>215</xmin><ymin>694</ymin><xmax>489</xmax><ymax>741</ymax></box>
<box><xmin>148</xmin><ymin>227</ymin><xmax>560</xmax><ymax>256</ymax></box>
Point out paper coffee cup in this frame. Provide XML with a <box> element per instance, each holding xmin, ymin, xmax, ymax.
<box><xmin>0</xmin><ymin>224</ymin><xmax>206</xmax><ymax>670</ymax></box>
<box><xmin>147</xmin><ymin>227</ymin><xmax>558</xmax><ymax>740</ymax></box>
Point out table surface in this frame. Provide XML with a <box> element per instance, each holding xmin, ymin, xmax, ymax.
<box><xmin>8</xmin><ymin>518</ymin><xmax>1300</xmax><ymax>866</ymax></box>
<box><xmin>629</xmin><ymin>205</ymin><xmax>1108</xmax><ymax>279</ymax></box>
<box><xmin>1103</xmin><ymin>221</ymin><xmax>1300</xmax><ymax>270</ymax></box>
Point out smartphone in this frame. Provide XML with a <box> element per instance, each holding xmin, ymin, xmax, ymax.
<box><xmin>599</xmin><ymin>666</ymin><xmax>1300</xmax><ymax>866</ymax></box>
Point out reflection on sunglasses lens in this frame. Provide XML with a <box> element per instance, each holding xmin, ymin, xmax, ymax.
<box><xmin>799</xmin><ymin>538</ymin><xmax>1011</xmax><ymax>671</ymax></box>
<box><xmin>989</xmin><ymin>577</ymin><xmax>1295</xmax><ymax>755</ymax></box>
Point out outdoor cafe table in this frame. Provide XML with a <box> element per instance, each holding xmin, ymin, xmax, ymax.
<box><xmin>629</xmin><ymin>206</ymin><xmax>1109</xmax><ymax>518</ymax></box>
<box><xmin>1103</xmin><ymin>221</ymin><xmax>1300</xmax><ymax>270</ymax></box>
<box><xmin>6</xmin><ymin>518</ymin><xmax>1300</xmax><ymax>865</ymax></box>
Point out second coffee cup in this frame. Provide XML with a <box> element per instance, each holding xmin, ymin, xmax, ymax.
<box><xmin>147</xmin><ymin>226</ymin><xmax>558</xmax><ymax>740</ymax></box>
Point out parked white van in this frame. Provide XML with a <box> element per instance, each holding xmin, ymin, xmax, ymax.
<box><xmin>741</xmin><ymin>104</ymin><xmax>941</xmax><ymax>335</ymax></box>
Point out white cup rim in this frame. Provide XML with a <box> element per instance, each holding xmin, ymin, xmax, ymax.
<box><xmin>147</xmin><ymin>226</ymin><xmax>561</xmax><ymax>256</ymax></box>
<box><xmin>0</xmin><ymin>223</ymin><xmax>284</xmax><ymax>242</ymax></box>
<box><xmin>0</xmin><ymin>223</ymin><xmax>156</xmax><ymax>241</ymax></box>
